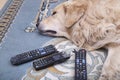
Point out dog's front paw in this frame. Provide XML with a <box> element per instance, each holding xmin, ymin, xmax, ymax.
<box><xmin>99</xmin><ymin>74</ymin><xmax>108</xmax><ymax>80</ymax></box>
<box><xmin>99</xmin><ymin>65</ymin><xmax>120</xmax><ymax>80</ymax></box>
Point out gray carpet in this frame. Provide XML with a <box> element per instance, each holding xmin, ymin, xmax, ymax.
<box><xmin>0</xmin><ymin>0</ymin><xmax>66</xmax><ymax>80</ymax></box>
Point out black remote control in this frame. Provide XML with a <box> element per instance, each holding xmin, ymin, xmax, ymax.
<box><xmin>10</xmin><ymin>45</ymin><xmax>57</xmax><ymax>65</ymax></box>
<box><xmin>73</xmin><ymin>49</ymin><xmax>87</xmax><ymax>80</ymax></box>
<box><xmin>33</xmin><ymin>52</ymin><xmax>70</xmax><ymax>70</ymax></box>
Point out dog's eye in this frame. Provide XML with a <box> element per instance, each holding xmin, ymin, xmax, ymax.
<box><xmin>52</xmin><ymin>11</ymin><xmax>57</xmax><ymax>16</ymax></box>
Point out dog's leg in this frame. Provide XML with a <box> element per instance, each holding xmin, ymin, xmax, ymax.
<box><xmin>99</xmin><ymin>45</ymin><xmax>120</xmax><ymax>80</ymax></box>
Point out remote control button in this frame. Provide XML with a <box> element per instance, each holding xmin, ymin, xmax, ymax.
<box><xmin>82</xmin><ymin>59</ymin><xmax>85</xmax><ymax>64</ymax></box>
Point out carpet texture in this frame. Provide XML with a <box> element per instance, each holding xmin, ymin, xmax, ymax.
<box><xmin>0</xmin><ymin>0</ymin><xmax>24</xmax><ymax>42</ymax></box>
<box><xmin>0</xmin><ymin>0</ymin><xmax>7</xmax><ymax>10</ymax></box>
<box><xmin>0</xmin><ymin>0</ymin><xmax>67</xmax><ymax>80</ymax></box>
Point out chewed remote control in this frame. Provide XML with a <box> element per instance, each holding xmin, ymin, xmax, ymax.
<box><xmin>33</xmin><ymin>52</ymin><xmax>70</xmax><ymax>70</ymax></box>
<box><xmin>10</xmin><ymin>45</ymin><xmax>57</xmax><ymax>65</ymax></box>
<box><xmin>73</xmin><ymin>49</ymin><xmax>87</xmax><ymax>80</ymax></box>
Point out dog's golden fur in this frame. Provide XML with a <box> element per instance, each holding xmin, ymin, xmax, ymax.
<box><xmin>38</xmin><ymin>0</ymin><xmax>120</xmax><ymax>79</ymax></box>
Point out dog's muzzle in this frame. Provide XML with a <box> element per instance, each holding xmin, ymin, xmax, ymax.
<box><xmin>37</xmin><ymin>22</ymin><xmax>57</xmax><ymax>36</ymax></box>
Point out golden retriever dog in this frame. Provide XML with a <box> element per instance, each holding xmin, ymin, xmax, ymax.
<box><xmin>38</xmin><ymin>0</ymin><xmax>120</xmax><ymax>80</ymax></box>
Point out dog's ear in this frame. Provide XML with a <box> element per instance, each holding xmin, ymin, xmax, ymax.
<box><xmin>64</xmin><ymin>1</ymin><xmax>87</xmax><ymax>28</ymax></box>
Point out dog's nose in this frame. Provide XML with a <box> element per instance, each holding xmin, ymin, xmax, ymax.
<box><xmin>36</xmin><ymin>18</ymin><xmax>40</xmax><ymax>28</ymax></box>
<box><xmin>36</xmin><ymin>22</ymin><xmax>39</xmax><ymax>28</ymax></box>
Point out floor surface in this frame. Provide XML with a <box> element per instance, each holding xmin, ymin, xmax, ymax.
<box><xmin>0</xmin><ymin>0</ymin><xmax>67</xmax><ymax>80</ymax></box>
<box><xmin>0</xmin><ymin>0</ymin><xmax>7</xmax><ymax>10</ymax></box>
<box><xmin>0</xmin><ymin>0</ymin><xmax>53</xmax><ymax>80</ymax></box>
